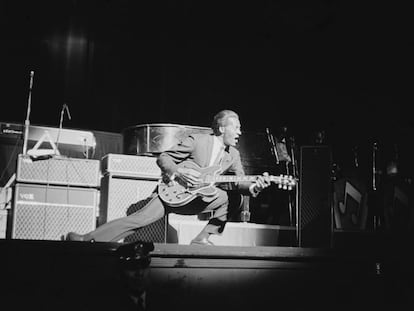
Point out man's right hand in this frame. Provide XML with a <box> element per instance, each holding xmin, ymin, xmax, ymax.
<box><xmin>176</xmin><ymin>167</ymin><xmax>202</xmax><ymax>186</ymax></box>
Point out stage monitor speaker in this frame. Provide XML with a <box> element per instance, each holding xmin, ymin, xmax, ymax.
<box><xmin>298</xmin><ymin>146</ymin><xmax>332</xmax><ymax>248</ymax></box>
<box><xmin>16</xmin><ymin>154</ymin><xmax>101</xmax><ymax>187</ymax></box>
<box><xmin>11</xmin><ymin>183</ymin><xmax>98</xmax><ymax>240</ymax></box>
<box><xmin>99</xmin><ymin>174</ymin><xmax>166</xmax><ymax>243</ymax></box>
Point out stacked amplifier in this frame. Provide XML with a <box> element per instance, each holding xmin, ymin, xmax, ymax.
<box><xmin>100</xmin><ymin>153</ymin><xmax>166</xmax><ymax>243</ymax></box>
<box><xmin>11</xmin><ymin>154</ymin><xmax>100</xmax><ymax>240</ymax></box>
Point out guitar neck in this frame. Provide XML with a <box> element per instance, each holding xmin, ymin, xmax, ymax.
<box><xmin>178</xmin><ymin>163</ymin><xmax>295</xmax><ymax>188</ymax></box>
<box><xmin>212</xmin><ymin>175</ymin><xmax>276</xmax><ymax>183</ymax></box>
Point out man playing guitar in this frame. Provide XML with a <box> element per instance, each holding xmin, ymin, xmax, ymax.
<box><xmin>66</xmin><ymin>110</ymin><xmax>293</xmax><ymax>245</ymax></box>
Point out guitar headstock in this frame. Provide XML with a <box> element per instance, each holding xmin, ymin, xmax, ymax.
<box><xmin>275</xmin><ymin>174</ymin><xmax>296</xmax><ymax>190</ymax></box>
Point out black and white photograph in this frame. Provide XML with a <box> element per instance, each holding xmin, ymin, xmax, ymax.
<box><xmin>1</xmin><ymin>1</ymin><xmax>413</xmax><ymax>309</ymax></box>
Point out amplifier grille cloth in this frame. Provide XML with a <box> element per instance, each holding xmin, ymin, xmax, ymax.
<box><xmin>13</xmin><ymin>203</ymin><xmax>96</xmax><ymax>240</ymax></box>
<box><xmin>16</xmin><ymin>154</ymin><xmax>100</xmax><ymax>187</ymax></box>
<box><xmin>100</xmin><ymin>176</ymin><xmax>166</xmax><ymax>243</ymax></box>
<box><xmin>12</xmin><ymin>183</ymin><xmax>98</xmax><ymax>240</ymax></box>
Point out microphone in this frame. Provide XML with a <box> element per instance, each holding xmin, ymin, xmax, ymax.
<box><xmin>29</xmin><ymin>71</ymin><xmax>34</xmax><ymax>90</ymax></box>
<box><xmin>63</xmin><ymin>103</ymin><xmax>72</xmax><ymax>120</ymax></box>
<box><xmin>289</xmin><ymin>135</ymin><xmax>296</xmax><ymax>147</ymax></box>
<box><xmin>352</xmin><ymin>146</ymin><xmax>359</xmax><ymax>168</ymax></box>
<box><xmin>280</xmin><ymin>126</ymin><xmax>288</xmax><ymax>142</ymax></box>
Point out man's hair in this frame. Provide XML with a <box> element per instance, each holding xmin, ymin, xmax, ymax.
<box><xmin>211</xmin><ymin>110</ymin><xmax>239</xmax><ymax>135</ymax></box>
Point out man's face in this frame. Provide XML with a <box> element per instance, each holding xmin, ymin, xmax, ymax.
<box><xmin>222</xmin><ymin>117</ymin><xmax>241</xmax><ymax>147</ymax></box>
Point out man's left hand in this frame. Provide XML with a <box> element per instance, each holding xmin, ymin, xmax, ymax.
<box><xmin>254</xmin><ymin>172</ymin><xmax>272</xmax><ymax>193</ymax></box>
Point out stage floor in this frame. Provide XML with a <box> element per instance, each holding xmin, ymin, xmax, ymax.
<box><xmin>1</xmin><ymin>236</ymin><xmax>413</xmax><ymax>310</ymax></box>
<box><xmin>167</xmin><ymin>214</ymin><xmax>297</xmax><ymax>246</ymax></box>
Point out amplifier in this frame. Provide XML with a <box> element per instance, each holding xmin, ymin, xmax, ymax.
<box><xmin>0</xmin><ymin>209</ymin><xmax>7</xmax><ymax>239</ymax></box>
<box><xmin>11</xmin><ymin>183</ymin><xmax>98</xmax><ymax>240</ymax></box>
<box><xmin>0</xmin><ymin>122</ymin><xmax>96</xmax><ymax>150</ymax></box>
<box><xmin>99</xmin><ymin>174</ymin><xmax>166</xmax><ymax>243</ymax></box>
<box><xmin>16</xmin><ymin>154</ymin><xmax>101</xmax><ymax>187</ymax></box>
<box><xmin>101</xmin><ymin>153</ymin><xmax>161</xmax><ymax>180</ymax></box>
<box><xmin>99</xmin><ymin>174</ymin><xmax>159</xmax><ymax>223</ymax></box>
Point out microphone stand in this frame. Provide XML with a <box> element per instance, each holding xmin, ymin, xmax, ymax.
<box><xmin>371</xmin><ymin>141</ymin><xmax>383</xmax><ymax>231</ymax></box>
<box><xmin>373</xmin><ymin>142</ymin><xmax>378</xmax><ymax>192</ymax></box>
<box><xmin>289</xmin><ymin>136</ymin><xmax>298</xmax><ymax>180</ymax></box>
<box><xmin>266</xmin><ymin>128</ymin><xmax>297</xmax><ymax>229</ymax></box>
<box><xmin>266</xmin><ymin>128</ymin><xmax>279</xmax><ymax>164</ymax></box>
<box><xmin>289</xmin><ymin>136</ymin><xmax>299</xmax><ymax>234</ymax></box>
<box><xmin>56</xmin><ymin>103</ymin><xmax>72</xmax><ymax>155</ymax></box>
<box><xmin>22</xmin><ymin>71</ymin><xmax>34</xmax><ymax>155</ymax></box>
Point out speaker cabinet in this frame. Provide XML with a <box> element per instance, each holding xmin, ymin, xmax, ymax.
<box><xmin>11</xmin><ymin>183</ymin><xmax>98</xmax><ymax>240</ymax></box>
<box><xmin>99</xmin><ymin>174</ymin><xmax>167</xmax><ymax>243</ymax></box>
<box><xmin>299</xmin><ymin>146</ymin><xmax>332</xmax><ymax>248</ymax></box>
<box><xmin>16</xmin><ymin>154</ymin><xmax>100</xmax><ymax>187</ymax></box>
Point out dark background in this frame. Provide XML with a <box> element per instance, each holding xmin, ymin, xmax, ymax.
<box><xmin>2</xmin><ymin>0</ymin><xmax>414</xmax><ymax>175</ymax></box>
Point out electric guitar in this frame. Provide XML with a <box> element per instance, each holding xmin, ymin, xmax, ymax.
<box><xmin>158</xmin><ymin>161</ymin><xmax>296</xmax><ymax>207</ymax></box>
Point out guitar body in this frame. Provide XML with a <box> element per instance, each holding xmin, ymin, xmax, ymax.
<box><xmin>158</xmin><ymin>162</ymin><xmax>222</xmax><ymax>207</ymax></box>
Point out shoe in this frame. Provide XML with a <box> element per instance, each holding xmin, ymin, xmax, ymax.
<box><xmin>65</xmin><ymin>232</ymin><xmax>89</xmax><ymax>242</ymax></box>
<box><xmin>190</xmin><ymin>238</ymin><xmax>214</xmax><ymax>246</ymax></box>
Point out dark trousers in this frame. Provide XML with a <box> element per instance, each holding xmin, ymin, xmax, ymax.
<box><xmin>88</xmin><ymin>188</ymin><xmax>230</xmax><ymax>242</ymax></box>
